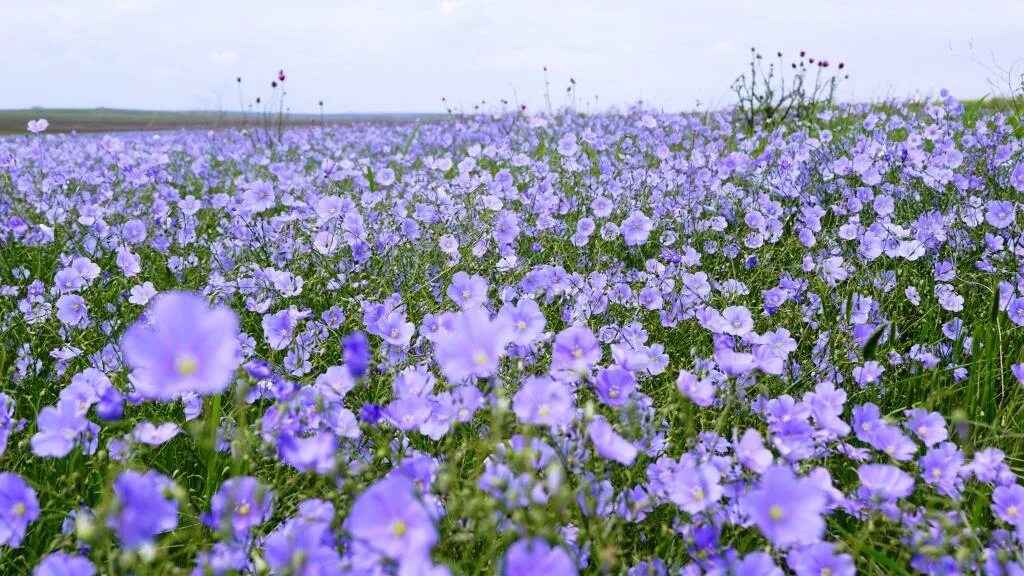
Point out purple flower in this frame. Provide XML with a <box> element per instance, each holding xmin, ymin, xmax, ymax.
<box><xmin>551</xmin><ymin>325</ymin><xmax>602</xmax><ymax>375</ymax></box>
<box><xmin>262</xmin><ymin>309</ymin><xmax>295</xmax><ymax>350</ymax></box>
<box><xmin>857</xmin><ymin>463</ymin><xmax>915</xmax><ymax>501</ymax></box>
<box><xmin>740</xmin><ymin>466</ymin><xmax>826</xmax><ymax>548</ymax></box>
<box><xmin>377</xmin><ymin>309</ymin><xmax>415</xmax><ymax>348</ymax></box>
<box><xmin>122</xmin><ymin>218</ymin><xmax>148</xmax><ymax>244</ymax></box>
<box><xmin>1008</xmin><ymin>297</ymin><xmax>1024</xmax><ymax>326</ymax></box>
<box><xmin>447</xmin><ymin>271</ymin><xmax>489</xmax><ymax>309</ymax></box>
<box><xmin>54</xmin><ymin>268</ymin><xmax>85</xmax><ymax>293</ymax></box>
<box><xmin>0</xmin><ymin>393</ymin><xmax>13</xmax><ymax>458</ymax></box>
<box><xmin>735</xmin><ymin>552</ymin><xmax>783</xmax><ymax>576</ymax></box>
<box><xmin>107</xmin><ymin>470</ymin><xmax>179</xmax><ymax>550</ymax></box>
<box><xmin>56</xmin><ymin>294</ymin><xmax>88</xmax><ymax>327</ymax></box>
<box><xmin>242</xmin><ymin>180</ymin><xmax>275</xmax><ymax>213</ymax></box>
<box><xmin>205</xmin><ymin>476</ymin><xmax>273</xmax><ymax>537</ymax></box>
<box><xmin>359</xmin><ymin>403</ymin><xmax>384</xmax><ymax>425</ymax></box>
<box><xmin>278</xmin><ymin>431</ymin><xmax>337</xmax><ymax>474</ymax></box>
<box><xmin>0</xmin><ymin>473</ymin><xmax>40</xmax><ymax>548</ymax></box>
<box><xmin>969</xmin><ymin>447</ymin><xmax>1010</xmax><ymax>483</ymax></box>
<box><xmin>1012</xmin><ymin>162</ymin><xmax>1024</xmax><ymax>191</ymax></box>
<box><xmin>986</xmin><ymin>200</ymin><xmax>1015</xmax><ymax>229</ymax></box>
<box><xmin>499</xmin><ymin>298</ymin><xmax>547</xmax><ymax>346</ymax></box>
<box><xmin>433</xmin><ymin>308</ymin><xmax>513</xmax><ymax>381</ymax></box>
<box><xmin>818</xmin><ymin>256</ymin><xmax>848</xmax><ymax>285</ymax></box>
<box><xmin>347</xmin><ymin>475</ymin><xmax>438</xmax><ymax>562</ymax></box>
<box><xmin>720</xmin><ymin>305</ymin><xmax>754</xmax><ymax>336</ymax></box>
<box><xmin>264</xmin><ymin>500</ymin><xmax>340</xmax><ymax>575</ymax></box>
<box><xmin>666</xmin><ymin>460</ymin><xmax>722</xmax><ymax>514</ymax></box>
<box><xmin>342</xmin><ymin>331</ymin><xmax>371</xmax><ymax>378</ymax></box>
<box><xmin>852</xmin><ymin>361</ymin><xmax>885</xmax><ymax>387</ymax></box>
<box><xmin>786</xmin><ymin>543</ymin><xmax>855</xmax><ymax>576</ymax></box>
<box><xmin>594</xmin><ymin>366</ymin><xmax>636</xmax><ymax>407</ymax></box>
<box><xmin>920</xmin><ymin>442</ymin><xmax>963</xmax><ymax>497</ymax></box>
<box><xmin>676</xmin><ymin>369</ymin><xmax>716</xmax><ymax>407</ymax></box>
<box><xmin>621</xmin><ymin>211</ymin><xmax>653</xmax><ymax>246</ymax></box>
<box><xmin>385</xmin><ymin>396</ymin><xmax>434</xmax><ymax>431</ymax></box>
<box><xmin>122</xmin><ymin>291</ymin><xmax>241</xmax><ymax>400</ymax></box>
<box><xmin>904</xmin><ymin>408</ymin><xmax>948</xmax><ymax>447</ymax></box>
<box><xmin>991</xmin><ymin>484</ymin><xmax>1024</xmax><ymax>527</ymax></box>
<box><xmin>868</xmin><ymin>425</ymin><xmax>918</xmax><ymax>461</ymax></box>
<box><xmin>131</xmin><ymin>421</ymin><xmax>181</xmax><ymax>445</ymax></box>
<box><xmin>587</xmin><ymin>416</ymin><xmax>638</xmax><ymax>466</ymax></box>
<box><xmin>128</xmin><ymin>281</ymin><xmax>157</xmax><ymax>306</ymax></box>
<box><xmin>503</xmin><ymin>537</ymin><xmax>577</xmax><ymax>576</ymax></box>
<box><xmin>556</xmin><ymin>133</ymin><xmax>579</xmax><ymax>156</ymax></box>
<box><xmin>315</xmin><ymin>365</ymin><xmax>356</xmax><ymax>399</ymax></box>
<box><xmin>33</xmin><ymin>552</ymin><xmax>95</xmax><ymax>576</ymax></box>
<box><xmin>736</xmin><ymin>428</ymin><xmax>774</xmax><ymax>473</ymax></box>
<box><xmin>713</xmin><ymin>345</ymin><xmax>755</xmax><ymax>378</ymax></box>
<box><xmin>513</xmin><ymin>376</ymin><xmax>574</xmax><ymax>428</ymax></box>
<box><xmin>31</xmin><ymin>399</ymin><xmax>89</xmax><ymax>457</ymax></box>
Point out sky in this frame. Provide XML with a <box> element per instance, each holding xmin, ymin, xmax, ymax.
<box><xmin>2</xmin><ymin>0</ymin><xmax>1023</xmax><ymax>114</ymax></box>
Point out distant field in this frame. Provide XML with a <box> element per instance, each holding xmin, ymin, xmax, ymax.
<box><xmin>0</xmin><ymin>108</ymin><xmax>446</xmax><ymax>134</ymax></box>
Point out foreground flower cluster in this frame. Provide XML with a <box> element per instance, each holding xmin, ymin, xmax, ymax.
<box><xmin>2</xmin><ymin>96</ymin><xmax>1024</xmax><ymax>574</ymax></box>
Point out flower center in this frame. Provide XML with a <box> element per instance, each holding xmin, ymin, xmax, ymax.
<box><xmin>13</xmin><ymin>503</ymin><xmax>25</xmax><ymax>516</ymax></box>
<box><xmin>572</xmin><ymin>348</ymin><xmax>583</xmax><ymax>359</ymax></box>
<box><xmin>236</xmin><ymin>502</ymin><xmax>251</xmax><ymax>516</ymax></box>
<box><xmin>391</xmin><ymin>520</ymin><xmax>407</xmax><ymax>537</ymax></box>
<box><xmin>769</xmin><ymin>505</ymin><xmax>784</xmax><ymax>521</ymax></box>
<box><xmin>473</xmin><ymin>352</ymin><xmax>489</xmax><ymax>366</ymax></box>
<box><xmin>1009</xmin><ymin>505</ymin><xmax>1018</xmax><ymax>517</ymax></box>
<box><xmin>693</xmin><ymin>488</ymin><xmax>704</xmax><ymax>501</ymax></box>
<box><xmin>517</xmin><ymin>321</ymin><xmax>526</xmax><ymax>331</ymax></box>
<box><xmin>176</xmin><ymin>353</ymin><xmax>198</xmax><ymax>376</ymax></box>
<box><xmin>537</xmin><ymin>404</ymin><xmax>550</xmax><ymax>417</ymax></box>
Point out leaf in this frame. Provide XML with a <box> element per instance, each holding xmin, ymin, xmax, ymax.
<box><xmin>990</xmin><ymin>283</ymin><xmax>1001</xmax><ymax>322</ymax></box>
<box><xmin>863</xmin><ymin>323</ymin><xmax>887</xmax><ymax>361</ymax></box>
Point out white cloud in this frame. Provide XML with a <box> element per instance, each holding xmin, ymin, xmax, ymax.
<box><xmin>207</xmin><ymin>51</ymin><xmax>239</xmax><ymax>65</ymax></box>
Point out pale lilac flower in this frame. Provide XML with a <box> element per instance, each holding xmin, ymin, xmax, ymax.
<box><xmin>433</xmin><ymin>308</ymin><xmax>513</xmax><ymax>381</ymax></box>
<box><xmin>122</xmin><ymin>291</ymin><xmax>241</xmax><ymax>400</ymax></box>
<box><xmin>26</xmin><ymin>119</ymin><xmax>48</xmax><ymax>133</ymax></box>
<box><xmin>621</xmin><ymin>211</ymin><xmax>653</xmax><ymax>246</ymax></box>
<box><xmin>587</xmin><ymin>416</ymin><xmax>637</xmax><ymax>466</ymax></box>
<box><xmin>740</xmin><ymin>466</ymin><xmax>826</xmax><ymax>548</ymax></box>
<box><xmin>128</xmin><ymin>282</ymin><xmax>157</xmax><ymax>306</ymax></box>
<box><xmin>551</xmin><ymin>325</ymin><xmax>601</xmax><ymax>375</ymax></box>
<box><xmin>504</xmin><ymin>537</ymin><xmax>577</xmax><ymax>576</ymax></box>
<box><xmin>513</xmin><ymin>376</ymin><xmax>574</xmax><ymax>428</ymax></box>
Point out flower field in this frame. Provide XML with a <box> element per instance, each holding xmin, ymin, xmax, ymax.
<box><xmin>2</xmin><ymin>96</ymin><xmax>1024</xmax><ymax>574</ymax></box>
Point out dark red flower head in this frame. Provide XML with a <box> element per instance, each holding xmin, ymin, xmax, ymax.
<box><xmin>278</xmin><ymin>69</ymin><xmax>286</xmax><ymax>82</ymax></box>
